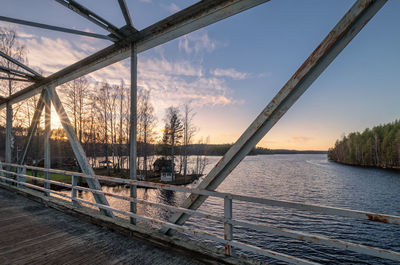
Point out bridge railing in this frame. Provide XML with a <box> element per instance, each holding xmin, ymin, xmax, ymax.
<box><xmin>0</xmin><ymin>162</ymin><xmax>400</xmax><ymax>265</ymax></box>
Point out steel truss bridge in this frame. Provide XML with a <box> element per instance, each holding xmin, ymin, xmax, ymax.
<box><xmin>0</xmin><ymin>1</ymin><xmax>399</xmax><ymax>264</ymax></box>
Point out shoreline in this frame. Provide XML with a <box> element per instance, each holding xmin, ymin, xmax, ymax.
<box><xmin>328</xmin><ymin>159</ymin><xmax>400</xmax><ymax>171</ymax></box>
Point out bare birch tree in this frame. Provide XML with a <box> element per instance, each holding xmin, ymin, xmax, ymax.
<box><xmin>182</xmin><ymin>104</ymin><xmax>196</xmax><ymax>179</ymax></box>
<box><xmin>137</xmin><ymin>88</ymin><xmax>156</xmax><ymax>178</ymax></box>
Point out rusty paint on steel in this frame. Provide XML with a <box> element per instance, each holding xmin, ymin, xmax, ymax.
<box><xmin>2</xmin><ymin>162</ymin><xmax>400</xmax><ymax>227</ymax></box>
<box><xmin>2</xmin><ymin>165</ymin><xmax>400</xmax><ymax>263</ymax></box>
<box><xmin>366</xmin><ymin>213</ymin><xmax>399</xmax><ymax>225</ymax></box>
<box><xmin>161</xmin><ymin>0</ymin><xmax>388</xmax><ymax>234</ymax></box>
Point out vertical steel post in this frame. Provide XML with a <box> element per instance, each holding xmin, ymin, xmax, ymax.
<box><xmin>224</xmin><ymin>195</ymin><xmax>233</xmax><ymax>256</ymax></box>
<box><xmin>129</xmin><ymin>42</ymin><xmax>137</xmax><ymax>225</ymax></box>
<box><xmin>17</xmin><ymin>167</ymin><xmax>26</xmax><ymax>188</ymax></box>
<box><xmin>44</xmin><ymin>92</ymin><xmax>51</xmax><ymax>196</ymax></box>
<box><xmin>72</xmin><ymin>175</ymin><xmax>80</xmax><ymax>207</ymax></box>
<box><xmin>5</xmin><ymin>102</ymin><xmax>12</xmax><ymax>180</ymax></box>
<box><xmin>0</xmin><ymin>162</ymin><xmax>4</xmax><ymax>182</ymax></box>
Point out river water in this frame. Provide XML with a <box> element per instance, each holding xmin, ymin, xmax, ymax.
<box><xmin>63</xmin><ymin>154</ymin><xmax>400</xmax><ymax>264</ymax></box>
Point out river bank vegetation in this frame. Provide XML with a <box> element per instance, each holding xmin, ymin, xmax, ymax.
<box><xmin>328</xmin><ymin>120</ymin><xmax>400</xmax><ymax>169</ymax></box>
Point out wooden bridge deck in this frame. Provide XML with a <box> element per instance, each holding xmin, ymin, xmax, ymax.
<box><xmin>0</xmin><ymin>187</ymin><xmax>208</xmax><ymax>265</ymax></box>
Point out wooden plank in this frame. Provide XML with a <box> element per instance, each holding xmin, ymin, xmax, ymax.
<box><xmin>0</xmin><ymin>185</ymin><xmax>251</xmax><ymax>265</ymax></box>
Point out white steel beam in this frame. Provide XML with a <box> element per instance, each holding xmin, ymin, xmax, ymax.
<box><xmin>160</xmin><ymin>0</ymin><xmax>388</xmax><ymax>234</ymax></box>
<box><xmin>0</xmin><ymin>0</ymin><xmax>269</xmax><ymax>109</ymax></box>
<box><xmin>44</xmin><ymin>92</ymin><xmax>51</xmax><ymax>196</ymax></box>
<box><xmin>0</xmin><ymin>76</ymin><xmax>33</xmax><ymax>82</ymax></box>
<box><xmin>55</xmin><ymin>0</ymin><xmax>124</xmax><ymax>39</ymax></box>
<box><xmin>129</xmin><ymin>42</ymin><xmax>137</xmax><ymax>225</ymax></box>
<box><xmin>0</xmin><ymin>50</ymin><xmax>42</xmax><ymax>77</ymax></box>
<box><xmin>118</xmin><ymin>0</ymin><xmax>133</xmax><ymax>27</ymax></box>
<box><xmin>5</xmin><ymin>102</ymin><xmax>12</xmax><ymax>169</ymax></box>
<box><xmin>0</xmin><ymin>15</ymin><xmax>116</xmax><ymax>41</ymax></box>
<box><xmin>46</xmin><ymin>86</ymin><xmax>114</xmax><ymax>217</ymax></box>
<box><xmin>19</xmin><ymin>89</ymin><xmax>46</xmax><ymax>165</ymax></box>
<box><xmin>0</xmin><ymin>65</ymin><xmax>36</xmax><ymax>80</ymax></box>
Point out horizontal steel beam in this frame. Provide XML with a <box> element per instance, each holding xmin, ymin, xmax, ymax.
<box><xmin>0</xmin><ymin>15</ymin><xmax>116</xmax><ymax>41</ymax></box>
<box><xmin>0</xmin><ymin>50</ymin><xmax>41</xmax><ymax>77</ymax></box>
<box><xmin>161</xmin><ymin>0</ymin><xmax>388</xmax><ymax>235</ymax></box>
<box><xmin>232</xmin><ymin>219</ymin><xmax>400</xmax><ymax>262</ymax></box>
<box><xmin>55</xmin><ymin>0</ymin><xmax>124</xmax><ymax>39</ymax></box>
<box><xmin>0</xmin><ymin>65</ymin><xmax>36</xmax><ymax>79</ymax></box>
<box><xmin>0</xmin><ymin>0</ymin><xmax>268</xmax><ymax>109</ymax></box>
<box><xmin>0</xmin><ymin>76</ymin><xmax>32</xmax><ymax>82</ymax></box>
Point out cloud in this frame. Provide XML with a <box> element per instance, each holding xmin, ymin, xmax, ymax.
<box><xmin>81</xmin><ymin>54</ymin><xmax>237</xmax><ymax>120</ymax></box>
<box><xmin>161</xmin><ymin>3</ymin><xmax>180</xmax><ymax>13</ymax></box>
<box><xmin>13</xmin><ymin>29</ymin><xmax>106</xmax><ymax>75</ymax></box>
<box><xmin>22</xmin><ymin>36</ymin><xmax>89</xmax><ymax>74</ymax></box>
<box><xmin>179</xmin><ymin>30</ymin><xmax>218</xmax><ymax>54</ymax></box>
<box><xmin>136</xmin><ymin>56</ymin><xmax>236</xmax><ymax>117</ymax></box>
<box><xmin>211</xmin><ymin>68</ymin><xmax>248</xmax><ymax>80</ymax></box>
<box><xmin>7</xmin><ymin>26</ymin><xmax>240</xmax><ymax>123</ymax></box>
<box><xmin>16</xmin><ymin>32</ymin><xmax>35</xmax><ymax>39</ymax></box>
<box><xmin>291</xmin><ymin>136</ymin><xmax>313</xmax><ymax>142</ymax></box>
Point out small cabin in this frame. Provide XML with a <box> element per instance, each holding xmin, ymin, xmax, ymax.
<box><xmin>154</xmin><ymin>158</ymin><xmax>174</xmax><ymax>182</ymax></box>
<box><xmin>153</xmin><ymin>158</ymin><xmax>173</xmax><ymax>173</ymax></box>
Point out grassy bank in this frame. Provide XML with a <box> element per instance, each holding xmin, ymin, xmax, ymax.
<box><xmin>26</xmin><ymin>170</ymin><xmax>72</xmax><ymax>184</ymax></box>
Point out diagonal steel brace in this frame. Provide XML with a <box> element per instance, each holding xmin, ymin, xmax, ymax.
<box><xmin>161</xmin><ymin>0</ymin><xmax>387</xmax><ymax>234</ymax></box>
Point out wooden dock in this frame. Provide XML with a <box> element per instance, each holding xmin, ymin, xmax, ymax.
<box><xmin>0</xmin><ymin>187</ymin><xmax>208</xmax><ymax>265</ymax></box>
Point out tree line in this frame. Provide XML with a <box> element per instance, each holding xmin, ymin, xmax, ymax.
<box><xmin>328</xmin><ymin>120</ymin><xmax>400</xmax><ymax>168</ymax></box>
<box><xmin>0</xmin><ymin>27</ymin><xmax>209</xmax><ymax>177</ymax></box>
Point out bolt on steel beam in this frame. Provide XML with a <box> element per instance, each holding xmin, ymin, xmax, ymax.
<box><xmin>160</xmin><ymin>0</ymin><xmax>388</xmax><ymax>235</ymax></box>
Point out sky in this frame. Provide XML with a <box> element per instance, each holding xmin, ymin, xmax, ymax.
<box><xmin>1</xmin><ymin>0</ymin><xmax>400</xmax><ymax>151</ymax></box>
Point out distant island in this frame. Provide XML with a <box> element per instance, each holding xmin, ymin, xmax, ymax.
<box><xmin>328</xmin><ymin>120</ymin><xmax>400</xmax><ymax>169</ymax></box>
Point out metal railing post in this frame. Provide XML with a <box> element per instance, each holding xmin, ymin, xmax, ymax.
<box><xmin>72</xmin><ymin>175</ymin><xmax>80</xmax><ymax>207</ymax></box>
<box><xmin>224</xmin><ymin>195</ymin><xmax>233</xmax><ymax>256</ymax></box>
<box><xmin>44</xmin><ymin>171</ymin><xmax>50</xmax><ymax>196</ymax></box>
<box><xmin>0</xmin><ymin>161</ymin><xmax>4</xmax><ymax>183</ymax></box>
<box><xmin>17</xmin><ymin>167</ymin><xmax>26</xmax><ymax>188</ymax></box>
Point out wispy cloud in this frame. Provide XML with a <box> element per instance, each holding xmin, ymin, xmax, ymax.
<box><xmin>161</xmin><ymin>3</ymin><xmax>180</xmax><ymax>13</ymax></box>
<box><xmin>291</xmin><ymin>136</ymin><xmax>313</xmax><ymax>142</ymax></box>
<box><xmin>179</xmin><ymin>30</ymin><xmax>218</xmax><ymax>54</ymax></box>
<box><xmin>211</xmin><ymin>68</ymin><xmax>248</xmax><ymax>80</ymax></box>
<box><xmin>23</xmin><ymin>36</ymin><xmax>89</xmax><ymax>74</ymax></box>
<box><xmin>136</xmin><ymin>56</ymin><xmax>236</xmax><ymax>117</ymax></box>
<box><xmin>7</xmin><ymin>25</ymin><xmax>242</xmax><ymax>122</ymax></box>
